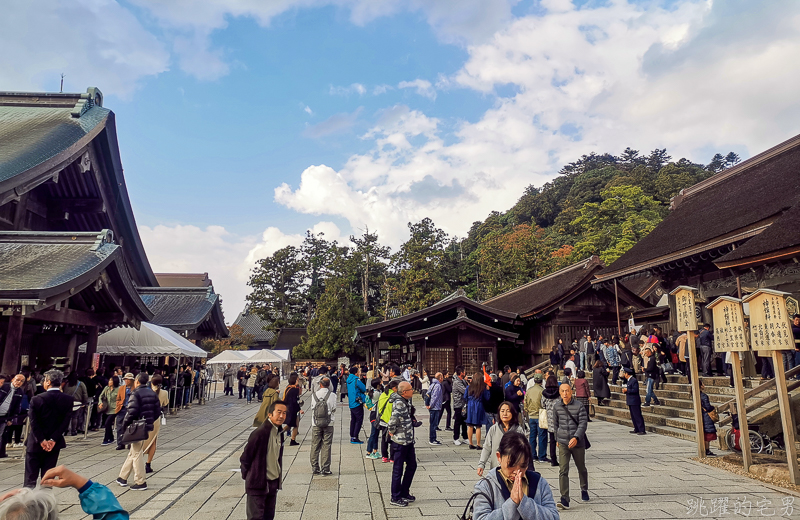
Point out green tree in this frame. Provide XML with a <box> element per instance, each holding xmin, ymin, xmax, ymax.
<box><xmin>300</xmin><ymin>231</ymin><xmax>336</xmax><ymax>321</ymax></box>
<box><xmin>246</xmin><ymin>245</ymin><xmax>306</xmax><ymax>334</ymax></box>
<box><xmin>293</xmin><ymin>280</ymin><xmax>366</xmax><ymax>359</ymax></box>
<box><xmin>390</xmin><ymin>218</ymin><xmax>451</xmax><ymax>314</ymax></box>
<box><xmin>571</xmin><ymin>185</ymin><xmax>664</xmax><ymax>265</ymax></box>
<box><xmin>201</xmin><ymin>324</ymin><xmax>255</xmax><ymax>356</ymax></box>
<box><xmin>350</xmin><ymin>227</ymin><xmax>391</xmax><ymax>316</ymax></box>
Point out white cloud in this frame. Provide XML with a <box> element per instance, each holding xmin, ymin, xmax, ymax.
<box><xmin>372</xmin><ymin>84</ymin><xmax>393</xmax><ymax>95</ymax></box>
<box><xmin>398</xmin><ymin>79</ymin><xmax>437</xmax><ymax>100</ymax></box>
<box><xmin>304</xmin><ymin>105</ymin><xmax>313</xmax><ymax>115</ymax></box>
<box><xmin>139</xmin><ymin>222</ymin><xmax>344</xmax><ymax>318</ymax></box>
<box><xmin>303</xmin><ymin>107</ymin><xmax>363</xmax><ymax>138</ymax></box>
<box><xmin>329</xmin><ymin>83</ymin><xmax>367</xmax><ymax>96</ymax></box>
<box><xmin>0</xmin><ymin>0</ymin><xmax>169</xmax><ymax>97</ymax></box>
<box><xmin>275</xmin><ymin>0</ymin><xmax>800</xmax><ymax>249</ymax></box>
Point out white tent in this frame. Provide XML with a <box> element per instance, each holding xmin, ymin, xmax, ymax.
<box><xmin>206</xmin><ymin>349</ymin><xmax>250</xmax><ymax>365</ymax></box>
<box><xmin>246</xmin><ymin>349</ymin><xmax>285</xmax><ymax>363</ymax></box>
<box><xmin>96</xmin><ymin>322</ymin><xmax>208</xmax><ymax>358</ymax></box>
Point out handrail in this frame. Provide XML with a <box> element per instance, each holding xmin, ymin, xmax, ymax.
<box><xmin>716</xmin><ymin>364</ymin><xmax>800</xmax><ymax>426</ymax></box>
<box><xmin>525</xmin><ymin>360</ymin><xmax>551</xmax><ymax>378</ymax></box>
<box><xmin>719</xmin><ymin>378</ymin><xmax>800</xmax><ymax>427</ymax></box>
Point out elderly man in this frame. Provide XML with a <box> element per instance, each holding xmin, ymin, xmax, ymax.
<box><xmin>24</xmin><ymin>370</ymin><xmax>75</xmax><ymax>488</ymax></box>
<box><xmin>551</xmin><ymin>383</ymin><xmax>589</xmax><ymax>510</ymax></box>
<box><xmin>388</xmin><ymin>381</ymin><xmax>416</xmax><ymax>507</ymax></box>
<box><xmin>426</xmin><ymin>373</ymin><xmax>443</xmax><ymax>445</ymax></box>
<box><xmin>0</xmin><ymin>374</ymin><xmax>26</xmax><ymax>459</ymax></box>
<box><xmin>310</xmin><ymin>377</ymin><xmax>336</xmax><ymax>476</ymax></box>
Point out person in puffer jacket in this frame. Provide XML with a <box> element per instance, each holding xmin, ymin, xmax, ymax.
<box><xmin>472</xmin><ymin>432</ymin><xmax>559</xmax><ymax>520</ymax></box>
<box><xmin>387</xmin><ymin>382</ymin><xmax>416</xmax><ymax>507</ymax></box>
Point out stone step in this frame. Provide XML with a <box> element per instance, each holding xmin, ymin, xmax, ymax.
<box><xmin>592</xmin><ymin>397</ymin><xmax>698</xmax><ymax>420</ymax></box>
<box><xmin>591</xmin><ymin>410</ymin><xmax>721</xmax><ymax>448</ymax></box>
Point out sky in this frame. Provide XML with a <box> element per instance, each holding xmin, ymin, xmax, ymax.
<box><xmin>3</xmin><ymin>0</ymin><xmax>800</xmax><ymax>320</ymax></box>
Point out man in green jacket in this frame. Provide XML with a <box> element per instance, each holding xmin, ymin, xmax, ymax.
<box><xmin>524</xmin><ymin>373</ymin><xmax>548</xmax><ymax>463</ymax></box>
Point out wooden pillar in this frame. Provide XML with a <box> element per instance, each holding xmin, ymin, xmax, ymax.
<box><xmin>687</xmin><ymin>333</ymin><xmax>706</xmax><ymax>458</ymax></box>
<box><xmin>771</xmin><ymin>349</ymin><xmax>800</xmax><ymax>484</ymax></box>
<box><xmin>80</xmin><ymin>326</ymin><xmax>99</xmax><ymax>371</ymax></box>
<box><xmin>731</xmin><ymin>352</ymin><xmax>752</xmax><ymax>471</ymax></box>
<box><xmin>1</xmin><ymin>312</ymin><xmax>24</xmax><ymax>375</ymax></box>
<box><xmin>66</xmin><ymin>334</ymin><xmax>78</xmax><ymax>369</ymax></box>
<box><xmin>614</xmin><ymin>279</ymin><xmax>622</xmax><ymax>336</ymax></box>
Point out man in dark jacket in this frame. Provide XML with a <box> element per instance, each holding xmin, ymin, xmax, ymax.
<box><xmin>241</xmin><ymin>400</ymin><xmax>287</xmax><ymax>520</ymax></box>
<box><xmin>0</xmin><ymin>374</ymin><xmax>25</xmax><ymax>458</ymax></box>
<box><xmin>117</xmin><ymin>372</ymin><xmax>160</xmax><ymax>490</ymax></box>
<box><xmin>237</xmin><ymin>365</ymin><xmax>247</xmax><ymax>399</ymax></box>
<box><xmin>451</xmin><ymin>366</ymin><xmax>468</xmax><ymax>444</ymax></box>
<box><xmin>24</xmin><ymin>369</ymin><xmax>75</xmax><ymax>487</ymax></box>
<box><xmin>697</xmin><ymin>324</ymin><xmax>714</xmax><ymax>377</ymax></box>
<box><xmin>643</xmin><ymin>349</ymin><xmax>661</xmax><ymax>407</ymax></box>
<box><xmin>551</xmin><ymin>383</ymin><xmax>589</xmax><ymax>510</ymax></box>
<box><xmin>622</xmin><ymin>368</ymin><xmax>646</xmax><ymax>435</ymax></box>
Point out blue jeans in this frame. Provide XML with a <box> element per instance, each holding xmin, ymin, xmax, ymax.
<box><xmin>579</xmin><ymin>352</ymin><xmax>586</xmax><ymax>371</ymax></box>
<box><xmin>367</xmin><ymin>421</ymin><xmax>380</xmax><ymax>452</ymax></box>
<box><xmin>645</xmin><ymin>377</ymin><xmax>660</xmax><ymax>405</ymax></box>
<box><xmin>429</xmin><ymin>409</ymin><xmax>442</xmax><ymax>442</ymax></box>
<box><xmin>245</xmin><ymin>387</ymin><xmax>253</xmax><ymax>403</ymax></box>
<box><xmin>528</xmin><ymin>418</ymin><xmax>547</xmax><ymax>460</ymax></box>
<box><xmin>184</xmin><ymin>386</ymin><xmax>192</xmax><ymax>405</ymax></box>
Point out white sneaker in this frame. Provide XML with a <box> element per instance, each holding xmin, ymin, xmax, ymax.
<box><xmin>453</xmin><ymin>439</ymin><xmax>462</xmax><ymax>446</ymax></box>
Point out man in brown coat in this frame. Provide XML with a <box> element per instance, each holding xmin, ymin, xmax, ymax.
<box><xmin>241</xmin><ymin>400</ymin><xmax>287</xmax><ymax>520</ymax></box>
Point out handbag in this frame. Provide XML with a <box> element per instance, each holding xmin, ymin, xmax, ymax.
<box><xmin>707</xmin><ymin>408</ymin><xmax>719</xmax><ymax>422</ymax></box>
<box><xmin>661</xmin><ymin>362</ymin><xmax>674</xmax><ymax>373</ymax></box>
<box><xmin>121</xmin><ymin>419</ymin><xmax>151</xmax><ymax>443</ymax></box>
<box><xmin>538</xmin><ymin>408</ymin><xmax>548</xmax><ymax>430</ymax></box>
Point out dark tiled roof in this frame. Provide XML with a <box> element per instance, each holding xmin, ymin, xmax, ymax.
<box><xmin>273</xmin><ymin>328</ymin><xmax>307</xmax><ymax>350</ymax></box>
<box><xmin>598</xmin><ymin>133</ymin><xmax>800</xmax><ymax>280</ymax></box>
<box><xmin>138</xmin><ymin>287</ymin><xmax>226</xmax><ymax>334</ymax></box>
<box><xmin>154</xmin><ymin>273</ymin><xmax>212</xmax><ymax>288</ymax></box>
<box><xmin>233</xmin><ymin>311</ymin><xmax>276</xmax><ymax>343</ymax></box>
<box><xmin>715</xmin><ymin>202</ymin><xmax>800</xmax><ymax>266</ymax></box>
<box><xmin>0</xmin><ymin>230</ymin><xmax>152</xmax><ymax>322</ymax></box>
<box><xmin>621</xmin><ymin>275</ymin><xmax>660</xmax><ymax>298</ymax></box>
<box><xmin>0</xmin><ymin>100</ymin><xmax>108</xmax><ymax>185</ymax></box>
<box><xmin>483</xmin><ymin>257</ymin><xmax>603</xmax><ymax>317</ymax></box>
<box><xmin>406</xmin><ymin>316</ymin><xmax>519</xmax><ymax>341</ymax></box>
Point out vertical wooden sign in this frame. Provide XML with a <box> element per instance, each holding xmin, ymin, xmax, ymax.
<box><xmin>670</xmin><ymin>286</ymin><xmax>705</xmax><ymax>458</ymax></box>
<box><xmin>743</xmin><ymin>289</ymin><xmax>799</xmax><ymax>484</ymax></box>
<box><xmin>707</xmin><ymin>296</ymin><xmax>752</xmax><ymax>471</ymax></box>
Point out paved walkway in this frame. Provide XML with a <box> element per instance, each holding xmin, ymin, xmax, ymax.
<box><xmin>0</xmin><ymin>390</ymin><xmax>797</xmax><ymax>519</ymax></box>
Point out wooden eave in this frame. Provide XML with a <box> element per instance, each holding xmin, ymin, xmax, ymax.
<box><xmin>406</xmin><ymin>316</ymin><xmax>519</xmax><ymax>341</ymax></box>
<box><xmin>713</xmin><ymin>246</ymin><xmax>800</xmax><ymax>270</ymax></box>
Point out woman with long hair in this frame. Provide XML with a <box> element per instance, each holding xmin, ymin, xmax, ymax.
<box><xmin>477</xmin><ymin>401</ymin><xmax>526</xmax><ymax>476</ymax></box>
<box><xmin>144</xmin><ymin>374</ymin><xmax>170</xmax><ymax>474</ymax></box>
<box><xmin>99</xmin><ymin>376</ymin><xmax>119</xmax><ymax>446</ymax></box>
<box><xmin>465</xmin><ymin>372</ymin><xmax>490</xmax><ymax>450</ymax></box>
<box><xmin>592</xmin><ymin>360</ymin><xmax>611</xmax><ymax>406</ymax></box>
<box><xmin>283</xmin><ymin>372</ymin><xmax>303</xmax><ymax>446</ymax></box>
<box><xmin>540</xmin><ymin>375</ymin><xmax>560</xmax><ymax>466</ymax></box>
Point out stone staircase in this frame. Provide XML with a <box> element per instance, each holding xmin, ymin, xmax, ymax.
<box><xmin>585</xmin><ymin>373</ymin><xmax>783</xmax><ymax>447</ymax></box>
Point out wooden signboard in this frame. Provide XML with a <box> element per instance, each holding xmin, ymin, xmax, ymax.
<box><xmin>707</xmin><ymin>296</ymin><xmax>748</xmax><ymax>352</ymax></box>
<box><xmin>707</xmin><ymin>296</ymin><xmax>752</xmax><ymax>471</ymax></box>
<box><xmin>742</xmin><ymin>289</ymin><xmax>799</xmax><ymax>484</ymax></box>
<box><xmin>669</xmin><ymin>286</ymin><xmax>705</xmax><ymax>458</ymax></box>
<box><xmin>743</xmin><ymin>289</ymin><xmax>794</xmax><ymax>351</ymax></box>
<box><xmin>670</xmin><ymin>286</ymin><xmax>698</xmax><ymax>332</ymax></box>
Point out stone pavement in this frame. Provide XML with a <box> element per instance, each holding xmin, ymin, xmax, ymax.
<box><xmin>0</xmin><ymin>389</ymin><xmax>798</xmax><ymax>519</ymax></box>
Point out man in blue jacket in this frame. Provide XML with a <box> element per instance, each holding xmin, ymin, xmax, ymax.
<box><xmin>346</xmin><ymin>365</ymin><xmax>367</xmax><ymax>444</ymax></box>
<box><xmin>622</xmin><ymin>368</ymin><xmax>645</xmax><ymax>435</ymax></box>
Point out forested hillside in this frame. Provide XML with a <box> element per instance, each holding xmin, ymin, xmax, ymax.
<box><xmin>244</xmin><ymin>148</ymin><xmax>741</xmax><ymax>359</ymax></box>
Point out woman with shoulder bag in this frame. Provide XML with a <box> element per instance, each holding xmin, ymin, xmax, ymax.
<box><xmin>143</xmin><ymin>374</ymin><xmax>170</xmax><ymax>474</ymax></box>
<box><xmin>700</xmin><ymin>380</ymin><xmax>719</xmax><ymax>457</ymax></box>
<box><xmin>283</xmin><ymin>372</ymin><xmax>303</xmax><ymax>446</ymax></box>
<box><xmin>99</xmin><ymin>376</ymin><xmax>120</xmax><ymax>446</ymax></box>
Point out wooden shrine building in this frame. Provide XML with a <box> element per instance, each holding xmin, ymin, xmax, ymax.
<box><xmin>0</xmin><ymin>88</ymin><xmax>228</xmax><ymax>374</ymax></box>
<box><xmin>593</xmin><ymin>132</ymin><xmax>800</xmax><ymax>330</ymax></box>
<box><xmin>137</xmin><ymin>286</ymin><xmax>228</xmax><ymax>341</ymax></box>
<box><xmin>232</xmin><ymin>308</ymin><xmax>275</xmax><ymax>349</ymax></box>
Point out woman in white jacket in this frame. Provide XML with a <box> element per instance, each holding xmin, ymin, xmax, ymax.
<box><xmin>477</xmin><ymin>401</ymin><xmax>526</xmax><ymax>476</ymax></box>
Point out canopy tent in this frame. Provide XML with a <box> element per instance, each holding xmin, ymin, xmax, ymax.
<box><xmin>246</xmin><ymin>349</ymin><xmax>286</xmax><ymax>363</ymax></box>
<box><xmin>206</xmin><ymin>349</ymin><xmax>251</xmax><ymax>365</ymax></box>
<box><xmin>96</xmin><ymin>322</ymin><xmax>208</xmax><ymax>358</ymax></box>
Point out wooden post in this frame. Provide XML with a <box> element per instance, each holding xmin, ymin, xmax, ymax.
<box><xmin>614</xmin><ymin>279</ymin><xmax>621</xmax><ymax>336</ymax></box>
<box><xmin>687</xmin><ymin>332</ymin><xmax>706</xmax><ymax>458</ymax></box>
<box><xmin>80</xmin><ymin>326</ymin><xmax>99</xmax><ymax>371</ymax></box>
<box><xmin>771</xmin><ymin>349</ymin><xmax>800</xmax><ymax>484</ymax></box>
<box><xmin>1</xmin><ymin>312</ymin><xmax>24</xmax><ymax>376</ymax></box>
<box><xmin>731</xmin><ymin>352</ymin><xmax>752</xmax><ymax>471</ymax></box>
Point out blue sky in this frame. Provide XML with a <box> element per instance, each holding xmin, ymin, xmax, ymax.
<box><xmin>3</xmin><ymin>0</ymin><xmax>800</xmax><ymax>316</ymax></box>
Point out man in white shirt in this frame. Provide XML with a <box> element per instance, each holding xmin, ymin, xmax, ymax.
<box><xmin>564</xmin><ymin>354</ymin><xmax>578</xmax><ymax>380</ymax></box>
<box><xmin>310</xmin><ymin>377</ymin><xmax>337</xmax><ymax>476</ymax></box>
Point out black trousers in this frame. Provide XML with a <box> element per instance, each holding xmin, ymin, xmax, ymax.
<box><xmin>629</xmin><ymin>404</ymin><xmax>646</xmax><ymax>433</ymax></box>
<box><xmin>239</xmin><ymin>383</ymin><xmax>245</xmax><ymax>398</ymax></box>
<box><xmin>453</xmin><ymin>407</ymin><xmax>468</xmax><ymax>440</ymax></box>
<box><xmin>246</xmin><ymin>480</ymin><xmax>280</xmax><ymax>520</ymax></box>
<box><xmin>548</xmin><ymin>431</ymin><xmax>558</xmax><ymax>464</ymax></box>
<box><xmin>379</xmin><ymin>425</ymin><xmax>391</xmax><ymax>458</ymax></box>
<box><xmin>350</xmin><ymin>406</ymin><xmax>364</xmax><ymax>440</ymax></box>
<box><xmin>442</xmin><ymin>400</ymin><xmax>452</xmax><ymax>428</ymax></box>
<box><xmin>610</xmin><ymin>366</ymin><xmax>621</xmax><ymax>385</ymax></box>
<box><xmin>24</xmin><ymin>449</ymin><xmax>60</xmax><ymax>488</ymax></box>
<box><xmin>104</xmin><ymin>414</ymin><xmax>116</xmax><ymax>443</ymax></box>
<box><xmin>390</xmin><ymin>443</ymin><xmax>417</xmax><ymax>500</ymax></box>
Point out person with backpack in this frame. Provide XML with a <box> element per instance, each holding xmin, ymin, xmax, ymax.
<box><xmin>309</xmin><ymin>377</ymin><xmax>336</xmax><ymax>476</ymax></box>
<box><xmin>378</xmin><ymin>380</ymin><xmax>399</xmax><ymax>462</ymax></box>
<box><xmin>470</xmin><ymin>432</ymin><xmax>558</xmax><ymax>520</ymax></box>
<box><xmin>366</xmin><ymin>379</ymin><xmax>383</xmax><ymax>459</ymax></box>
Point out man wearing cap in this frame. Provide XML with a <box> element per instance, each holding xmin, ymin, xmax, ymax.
<box><xmin>115</xmin><ymin>373</ymin><xmax>135</xmax><ymax>450</ymax></box>
<box><xmin>622</xmin><ymin>368</ymin><xmax>645</xmax><ymax>435</ymax></box>
<box><xmin>524</xmin><ymin>372</ymin><xmax>548</xmax><ymax>462</ymax></box>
